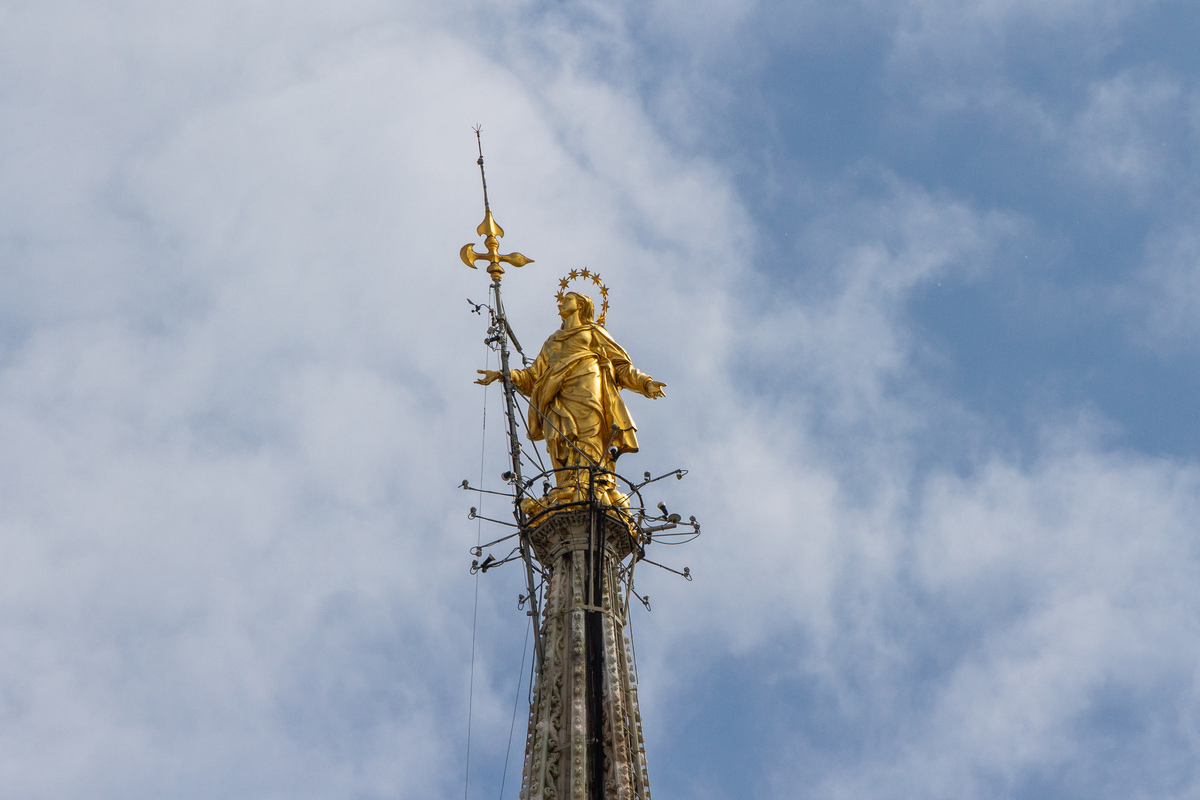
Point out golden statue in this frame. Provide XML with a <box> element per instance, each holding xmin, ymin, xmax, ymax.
<box><xmin>476</xmin><ymin>289</ymin><xmax>665</xmax><ymax>510</ymax></box>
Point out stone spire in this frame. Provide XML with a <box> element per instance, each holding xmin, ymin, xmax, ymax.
<box><xmin>460</xmin><ymin>134</ymin><xmax>698</xmax><ymax>800</ymax></box>
<box><xmin>519</xmin><ymin>508</ymin><xmax>651</xmax><ymax>800</ymax></box>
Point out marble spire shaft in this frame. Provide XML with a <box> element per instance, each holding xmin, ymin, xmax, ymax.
<box><xmin>520</xmin><ymin>509</ymin><xmax>651</xmax><ymax>800</ymax></box>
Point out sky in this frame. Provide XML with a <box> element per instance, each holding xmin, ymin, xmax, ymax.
<box><xmin>2</xmin><ymin>0</ymin><xmax>1200</xmax><ymax>798</ymax></box>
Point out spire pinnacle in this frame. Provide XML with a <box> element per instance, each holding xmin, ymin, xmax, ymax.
<box><xmin>460</xmin><ymin>128</ymin><xmax>533</xmax><ymax>280</ymax></box>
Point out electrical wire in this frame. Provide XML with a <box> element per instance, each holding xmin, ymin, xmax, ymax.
<box><xmin>464</xmin><ymin>350</ymin><xmax>491</xmax><ymax>800</ymax></box>
<box><xmin>626</xmin><ymin>570</ymin><xmax>640</xmax><ymax>686</ymax></box>
<box><xmin>511</xmin><ymin>393</ymin><xmax>548</xmax><ymax>475</ymax></box>
<box><xmin>499</xmin><ymin>615</ymin><xmax>532</xmax><ymax>800</ymax></box>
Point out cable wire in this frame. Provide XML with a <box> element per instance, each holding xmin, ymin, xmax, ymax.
<box><xmin>511</xmin><ymin>394</ymin><xmax>549</xmax><ymax>475</ymax></box>
<box><xmin>499</xmin><ymin>615</ymin><xmax>532</xmax><ymax>800</ymax></box>
<box><xmin>627</xmin><ymin>579</ymin><xmax>640</xmax><ymax>686</ymax></box>
<box><xmin>464</xmin><ymin>350</ymin><xmax>491</xmax><ymax>800</ymax></box>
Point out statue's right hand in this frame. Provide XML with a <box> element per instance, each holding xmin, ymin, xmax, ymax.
<box><xmin>475</xmin><ymin>369</ymin><xmax>501</xmax><ymax>386</ymax></box>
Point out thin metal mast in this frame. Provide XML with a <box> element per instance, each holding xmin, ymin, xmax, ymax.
<box><xmin>474</xmin><ymin>130</ymin><xmax>546</xmax><ymax>670</ymax></box>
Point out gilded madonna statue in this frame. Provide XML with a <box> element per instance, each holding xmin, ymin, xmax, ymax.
<box><xmin>476</xmin><ymin>291</ymin><xmax>665</xmax><ymax>511</ymax></box>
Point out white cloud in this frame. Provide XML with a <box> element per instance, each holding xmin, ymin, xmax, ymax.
<box><xmin>1067</xmin><ymin>70</ymin><xmax>1189</xmax><ymax>198</ymax></box>
<box><xmin>1129</xmin><ymin>224</ymin><xmax>1200</xmax><ymax>351</ymax></box>
<box><xmin>620</xmin><ymin>162</ymin><xmax>1200</xmax><ymax>798</ymax></box>
<box><xmin>740</xmin><ymin>173</ymin><xmax>1023</xmax><ymax>441</ymax></box>
<box><xmin>3</xmin><ymin>1</ymin><xmax>1200</xmax><ymax>799</ymax></box>
<box><xmin>0</xmin><ymin>1</ymin><xmax>750</xmax><ymax>796</ymax></box>
<box><xmin>887</xmin><ymin>0</ymin><xmax>1137</xmax><ymax>99</ymax></box>
<box><xmin>789</xmin><ymin>446</ymin><xmax>1200</xmax><ymax>800</ymax></box>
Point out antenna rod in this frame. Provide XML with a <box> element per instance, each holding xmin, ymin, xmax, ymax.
<box><xmin>474</xmin><ymin>125</ymin><xmax>490</xmax><ymax>211</ymax></box>
<box><xmin>470</xmin><ymin>127</ymin><xmax>545</xmax><ymax>669</ymax></box>
<box><xmin>491</xmin><ymin>280</ymin><xmax>545</xmax><ymax>671</ymax></box>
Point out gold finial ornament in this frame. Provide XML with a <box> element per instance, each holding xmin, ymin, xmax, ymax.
<box><xmin>459</xmin><ymin>129</ymin><xmax>533</xmax><ymax>280</ymax></box>
<box><xmin>556</xmin><ymin>268</ymin><xmax>609</xmax><ymax>327</ymax></box>
<box><xmin>459</xmin><ymin>211</ymin><xmax>534</xmax><ymax>279</ymax></box>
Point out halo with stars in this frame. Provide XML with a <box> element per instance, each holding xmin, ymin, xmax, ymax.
<box><xmin>555</xmin><ymin>268</ymin><xmax>610</xmax><ymax>327</ymax></box>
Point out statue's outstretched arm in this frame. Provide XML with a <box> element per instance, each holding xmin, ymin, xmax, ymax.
<box><xmin>614</xmin><ymin>361</ymin><xmax>666</xmax><ymax>398</ymax></box>
<box><xmin>475</xmin><ymin>366</ymin><xmax>535</xmax><ymax>398</ymax></box>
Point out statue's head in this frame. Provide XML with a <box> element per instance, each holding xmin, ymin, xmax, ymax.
<box><xmin>561</xmin><ymin>291</ymin><xmax>595</xmax><ymax>323</ymax></box>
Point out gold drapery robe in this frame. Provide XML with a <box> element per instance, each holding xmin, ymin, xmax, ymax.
<box><xmin>509</xmin><ymin>323</ymin><xmax>655</xmax><ymax>474</ymax></box>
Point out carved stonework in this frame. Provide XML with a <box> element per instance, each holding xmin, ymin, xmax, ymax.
<box><xmin>520</xmin><ymin>509</ymin><xmax>651</xmax><ymax>800</ymax></box>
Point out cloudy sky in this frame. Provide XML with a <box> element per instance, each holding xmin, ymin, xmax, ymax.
<box><xmin>3</xmin><ymin>0</ymin><xmax>1200</xmax><ymax>798</ymax></box>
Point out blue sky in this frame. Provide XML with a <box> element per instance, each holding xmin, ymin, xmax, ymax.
<box><xmin>2</xmin><ymin>1</ymin><xmax>1200</xmax><ymax>798</ymax></box>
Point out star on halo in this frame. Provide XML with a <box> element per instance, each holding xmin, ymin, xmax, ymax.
<box><xmin>554</xmin><ymin>268</ymin><xmax>611</xmax><ymax>327</ymax></box>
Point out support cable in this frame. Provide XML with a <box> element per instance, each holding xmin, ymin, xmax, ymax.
<box><xmin>499</xmin><ymin>615</ymin><xmax>532</xmax><ymax>800</ymax></box>
<box><xmin>516</xmin><ymin>385</ymin><xmax>602</xmax><ymax>471</ymax></box>
<box><xmin>464</xmin><ymin>349</ymin><xmax>491</xmax><ymax>800</ymax></box>
<box><xmin>511</xmin><ymin>394</ymin><xmax>549</xmax><ymax>476</ymax></box>
<box><xmin>627</xmin><ymin>585</ymin><xmax>640</xmax><ymax>685</ymax></box>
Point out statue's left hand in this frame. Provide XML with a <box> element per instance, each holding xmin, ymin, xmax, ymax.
<box><xmin>645</xmin><ymin>380</ymin><xmax>666</xmax><ymax>399</ymax></box>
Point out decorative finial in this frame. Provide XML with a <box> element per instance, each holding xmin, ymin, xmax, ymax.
<box><xmin>460</xmin><ymin>127</ymin><xmax>533</xmax><ymax>281</ymax></box>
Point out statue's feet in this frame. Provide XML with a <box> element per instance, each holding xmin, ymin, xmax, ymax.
<box><xmin>520</xmin><ymin>485</ymin><xmax>578</xmax><ymax>520</ymax></box>
<box><xmin>522</xmin><ymin>484</ymin><xmax>629</xmax><ymax>516</ymax></box>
